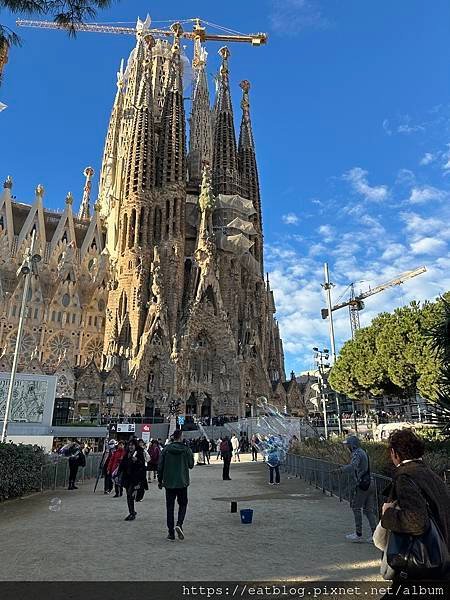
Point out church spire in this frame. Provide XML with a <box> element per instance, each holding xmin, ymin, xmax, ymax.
<box><xmin>238</xmin><ymin>80</ymin><xmax>263</xmax><ymax>273</ymax></box>
<box><xmin>212</xmin><ymin>47</ymin><xmax>239</xmax><ymax>196</ymax></box>
<box><xmin>98</xmin><ymin>58</ymin><xmax>125</xmax><ymax>217</ymax></box>
<box><xmin>78</xmin><ymin>167</ymin><xmax>94</xmax><ymax>220</ymax></box>
<box><xmin>187</xmin><ymin>44</ymin><xmax>212</xmax><ymax>183</ymax></box>
<box><xmin>156</xmin><ymin>24</ymin><xmax>187</xmax><ymax>186</ymax></box>
<box><xmin>123</xmin><ymin>35</ymin><xmax>156</xmax><ymax>198</ymax></box>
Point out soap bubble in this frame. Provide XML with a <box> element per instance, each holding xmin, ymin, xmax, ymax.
<box><xmin>49</xmin><ymin>498</ymin><xmax>62</xmax><ymax>512</ymax></box>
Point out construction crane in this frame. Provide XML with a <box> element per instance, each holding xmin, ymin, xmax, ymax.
<box><xmin>321</xmin><ymin>266</ymin><xmax>427</xmax><ymax>340</ymax></box>
<box><xmin>16</xmin><ymin>16</ymin><xmax>267</xmax><ymax>48</ymax></box>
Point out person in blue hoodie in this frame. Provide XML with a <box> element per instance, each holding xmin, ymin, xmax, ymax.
<box><xmin>339</xmin><ymin>435</ymin><xmax>377</xmax><ymax>543</ymax></box>
<box><xmin>267</xmin><ymin>442</ymin><xmax>282</xmax><ymax>485</ymax></box>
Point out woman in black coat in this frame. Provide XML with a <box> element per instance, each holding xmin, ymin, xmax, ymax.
<box><xmin>118</xmin><ymin>439</ymin><xmax>147</xmax><ymax>521</ymax></box>
<box><xmin>381</xmin><ymin>429</ymin><xmax>450</xmax><ymax>583</ymax></box>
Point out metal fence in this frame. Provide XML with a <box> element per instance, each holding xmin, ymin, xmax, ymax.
<box><xmin>284</xmin><ymin>454</ymin><xmax>392</xmax><ymax>519</ymax></box>
<box><xmin>39</xmin><ymin>453</ymin><xmax>103</xmax><ymax>492</ymax></box>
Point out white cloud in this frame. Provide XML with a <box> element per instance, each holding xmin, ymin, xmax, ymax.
<box><xmin>344</xmin><ymin>167</ymin><xmax>389</xmax><ymax>202</ymax></box>
<box><xmin>420</xmin><ymin>152</ymin><xmax>436</xmax><ymax>166</ymax></box>
<box><xmin>410</xmin><ymin>237</ymin><xmax>447</xmax><ymax>255</ymax></box>
<box><xmin>269</xmin><ymin>0</ymin><xmax>329</xmax><ymax>34</ymax></box>
<box><xmin>396</xmin><ymin>169</ymin><xmax>416</xmax><ymax>186</ymax></box>
<box><xmin>401</xmin><ymin>212</ymin><xmax>443</xmax><ymax>238</ymax></box>
<box><xmin>381</xmin><ymin>243</ymin><xmax>406</xmax><ymax>261</ymax></box>
<box><xmin>317</xmin><ymin>224</ymin><xmax>335</xmax><ymax>242</ymax></box>
<box><xmin>282</xmin><ymin>212</ymin><xmax>299</xmax><ymax>225</ymax></box>
<box><xmin>396</xmin><ymin>115</ymin><xmax>426</xmax><ymax>135</ymax></box>
<box><xmin>408</xmin><ymin>185</ymin><xmax>448</xmax><ymax>204</ymax></box>
<box><xmin>382</xmin><ymin>119</ymin><xmax>392</xmax><ymax>135</ymax></box>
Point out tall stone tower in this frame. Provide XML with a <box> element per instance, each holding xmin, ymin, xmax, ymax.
<box><xmin>96</xmin><ymin>22</ymin><xmax>292</xmax><ymax>418</ymax></box>
<box><xmin>0</xmin><ymin>19</ymin><xmax>302</xmax><ymax>423</ymax></box>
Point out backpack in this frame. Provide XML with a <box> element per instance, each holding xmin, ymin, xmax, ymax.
<box><xmin>220</xmin><ymin>440</ymin><xmax>229</xmax><ymax>453</ymax></box>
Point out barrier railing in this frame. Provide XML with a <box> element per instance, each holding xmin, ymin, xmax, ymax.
<box><xmin>40</xmin><ymin>453</ymin><xmax>103</xmax><ymax>492</ymax></box>
<box><xmin>284</xmin><ymin>454</ymin><xmax>391</xmax><ymax>519</ymax></box>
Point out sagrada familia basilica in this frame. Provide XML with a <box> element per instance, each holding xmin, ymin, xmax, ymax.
<box><xmin>0</xmin><ymin>19</ymin><xmax>301</xmax><ymax>422</ymax></box>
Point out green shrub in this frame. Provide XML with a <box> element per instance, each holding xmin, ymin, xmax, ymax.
<box><xmin>290</xmin><ymin>438</ymin><xmax>449</xmax><ymax>478</ymax></box>
<box><xmin>0</xmin><ymin>442</ymin><xmax>46</xmax><ymax>500</ymax></box>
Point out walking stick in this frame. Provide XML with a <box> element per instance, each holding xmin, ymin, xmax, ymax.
<box><xmin>93</xmin><ymin>448</ymin><xmax>108</xmax><ymax>493</ymax></box>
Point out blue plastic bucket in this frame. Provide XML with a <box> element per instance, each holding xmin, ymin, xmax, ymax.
<box><xmin>240</xmin><ymin>508</ymin><xmax>253</xmax><ymax>524</ymax></box>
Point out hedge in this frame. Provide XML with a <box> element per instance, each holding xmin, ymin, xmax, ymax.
<box><xmin>290</xmin><ymin>438</ymin><xmax>450</xmax><ymax>478</ymax></box>
<box><xmin>0</xmin><ymin>443</ymin><xmax>46</xmax><ymax>501</ymax></box>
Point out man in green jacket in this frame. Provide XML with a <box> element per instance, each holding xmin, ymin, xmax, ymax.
<box><xmin>158</xmin><ymin>428</ymin><xmax>194</xmax><ymax>541</ymax></box>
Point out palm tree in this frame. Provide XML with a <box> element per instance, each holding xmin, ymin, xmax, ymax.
<box><xmin>1</xmin><ymin>1</ymin><xmax>113</xmax><ymax>82</ymax></box>
<box><xmin>428</xmin><ymin>296</ymin><xmax>450</xmax><ymax>413</ymax></box>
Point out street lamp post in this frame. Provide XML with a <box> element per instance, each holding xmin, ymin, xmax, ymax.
<box><xmin>1</xmin><ymin>229</ymin><xmax>41</xmax><ymax>443</ymax></box>
<box><xmin>105</xmin><ymin>390</ymin><xmax>115</xmax><ymax>417</ymax></box>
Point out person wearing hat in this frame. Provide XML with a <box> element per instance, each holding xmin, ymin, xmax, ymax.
<box><xmin>103</xmin><ymin>439</ymin><xmax>117</xmax><ymax>495</ymax></box>
<box><xmin>338</xmin><ymin>435</ymin><xmax>377</xmax><ymax>543</ymax></box>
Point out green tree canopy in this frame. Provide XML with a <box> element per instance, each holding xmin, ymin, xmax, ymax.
<box><xmin>329</xmin><ymin>294</ymin><xmax>450</xmax><ymax>411</ymax></box>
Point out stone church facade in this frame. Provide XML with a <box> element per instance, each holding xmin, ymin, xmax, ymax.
<box><xmin>0</xmin><ymin>21</ymin><xmax>303</xmax><ymax>422</ymax></box>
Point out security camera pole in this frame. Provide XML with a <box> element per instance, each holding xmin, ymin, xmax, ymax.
<box><xmin>1</xmin><ymin>228</ymin><xmax>40</xmax><ymax>443</ymax></box>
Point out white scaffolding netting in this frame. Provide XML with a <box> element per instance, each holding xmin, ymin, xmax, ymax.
<box><xmin>215</xmin><ymin>194</ymin><xmax>256</xmax><ymax>217</ymax></box>
<box><xmin>226</xmin><ymin>217</ymin><xmax>257</xmax><ymax>235</ymax></box>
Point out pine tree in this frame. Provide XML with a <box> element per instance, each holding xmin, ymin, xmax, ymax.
<box><xmin>1</xmin><ymin>1</ymin><xmax>113</xmax><ymax>82</ymax></box>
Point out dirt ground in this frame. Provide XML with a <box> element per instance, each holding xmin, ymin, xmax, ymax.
<box><xmin>0</xmin><ymin>454</ymin><xmax>381</xmax><ymax>581</ymax></box>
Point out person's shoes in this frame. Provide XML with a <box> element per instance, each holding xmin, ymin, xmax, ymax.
<box><xmin>346</xmin><ymin>532</ymin><xmax>363</xmax><ymax>543</ymax></box>
<box><xmin>275</xmin><ymin>482</ymin><xmax>280</xmax><ymax>486</ymax></box>
<box><xmin>124</xmin><ymin>513</ymin><xmax>136</xmax><ymax>521</ymax></box>
<box><xmin>175</xmin><ymin>525</ymin><xmax>185</xmax><ymax>540</ymax></box>
<box><xmin>223</xmin><ymin>477</ymin><xmax>232</xmax><ymax>481</ymax></box>
<box><xmin>68</xmin><ymin>485</ymin><xmax>73</xmax><ymax>490</ymax></box>
<box><xmin>167</xmin><ymin>533</ymin><xmax>175</xmax><ymax>541</ymax></box>
<box><xmin>104</xmin><ymin>491</ymin><xmax>110</xmax><ymax>495</ymax></box>
<box><xmin>269</xmin><ymin>482</ymin><xmax>274</xmax><ymax>485</ymax></box>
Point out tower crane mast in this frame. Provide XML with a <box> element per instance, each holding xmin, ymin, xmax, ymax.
<box><xmin>321</xmin><ymin>266</ymin><xmax>427</xmax><ymax>339</ymax></box>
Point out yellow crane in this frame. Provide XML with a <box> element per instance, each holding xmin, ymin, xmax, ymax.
<box><xmin>16</xmin><ymin>16</ymin><xmax>267</xmax><ymax>63</ymax></box>
<box><xmin>321</xmin><ymin>266</ymin><xmax>427</xmax><ymax>340</ymax></box>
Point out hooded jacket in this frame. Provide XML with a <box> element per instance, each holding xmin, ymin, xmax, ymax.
<box><xmin>341</xmin><ymin>435</ymin><xmax>369</xmax><ymax>485</ymax></box>
<box><xmin>158</xmin><ymin>441</ymin><xmax>194</xmax><ymax>489</ymax></box>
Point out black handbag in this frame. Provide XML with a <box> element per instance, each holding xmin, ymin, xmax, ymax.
<box><xmin>386</xmin><ymin>478</ymin><xmax>450</xmax><ymax>579</ymax></box>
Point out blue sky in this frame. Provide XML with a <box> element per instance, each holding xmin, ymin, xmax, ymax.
<box><xmin>2</xmin><ymin>0</ymin><xmax>450</xmax><ymax>375</ymax></box>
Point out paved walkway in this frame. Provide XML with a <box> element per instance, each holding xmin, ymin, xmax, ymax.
<box><xmin>0</xmin><ymin>455</ymin><xmax>380</xmax><ymax>581</ymax></box>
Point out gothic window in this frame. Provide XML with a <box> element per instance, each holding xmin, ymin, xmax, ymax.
<box><xmin>119</xmin><ymin>291</ymin><xmax>127</xmax><ymax>321</ymax></box>
<box><xmin>98</xmin><ymin>299</ymin><xmax>105</xmax><ymax>312</ymax></box>
<box><xmin>173</xmin><ymin>198</ymin><xmax>177</xmax><ymax>234</ymax></box>
<box><xmin>61</xmin><ymin>231</ymin><xmax>68</xmax><ymax>243</ymax></box>
<box><xmin>91</xmin><ymin>239</ymin><xmax>97</xmax><ymax>250</ymax></box>
<box><xmin>62</xmin><ymin>293</ymin><xmax>70</xmax><ymax>307</ymax></box>
<box><xmin>165</xmin><ymin>199</ymin><xmax>170</xmax><ymax>237</ymax></box>
<box><xmin>154</xmin><ymin>207</ymin><xmax>162</xmax><ymax>243</ymax></box>
<box><xmin>138</xmin><ymin>207</ymin><xmax>145</xmax><ymax>246</ymax></box>
<box><xmin>8</xmin><ymin>332</ymin><xmax>36</xmax><ymax>360</ymax></box>
<box><xmin>84</xmin><ymin>337</ymin><xmax>103</xmax><ymax>366</ymax></box>
<box><xmin>129</xmin><ymin>209</ymin><xmax>136</xmax><ymax>248</ymax></box>
<box><xmin>48</xmin><ymin>333</ymin><xmax>73</xmax><ymax>362</ymax></box>
<box><xmin>147</xmin><ymin>208</ymin><xmax>153</xmax><ymax>246</ymax></box>
<box><xmin>121</xmin><ymin>214</ymin><xmax>128</xmax><ymax>254</ymax></box>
